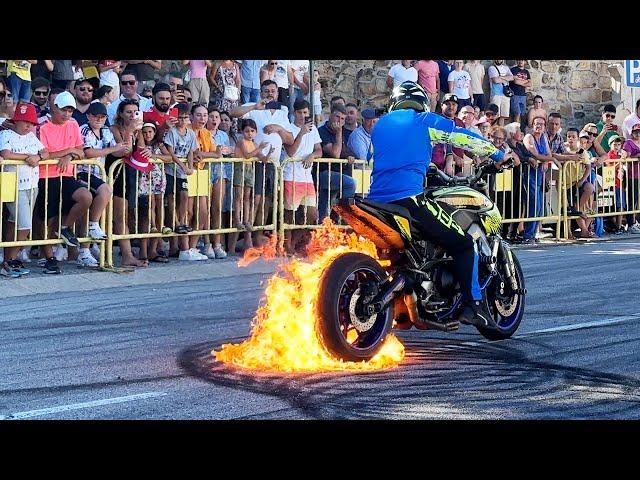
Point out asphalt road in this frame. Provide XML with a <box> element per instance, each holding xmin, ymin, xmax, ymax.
<box><xmin>2</xmin><ymin>238</ymin><xmax>640</xmax><ymax>419</ymax></box>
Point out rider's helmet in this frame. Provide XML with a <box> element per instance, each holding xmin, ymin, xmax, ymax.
<box><xmin>388</xmin><ymin>81</ymin><xmax>430</xmax><ymax>113</ymax></box>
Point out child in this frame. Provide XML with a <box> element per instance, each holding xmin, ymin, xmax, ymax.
<box><xmin>163</xmin><ymin>102</ymin><xmax>206</xmax><ymax>261</ymax></box>
<box><xmin>140</xmin><ymin>122</ymin><xmax>171</xmax><ymax>262</ymax></box>
<box><xmin>228</xmin><ymin>118</ymin><xmax>272</xmax><ymax>254</ymax></box>
<box><xmin>606</xmin><ymin>135</ymin><xmax>631</xmax><ymax>232</ymax></box>
<box><xmin>312</xmin><ymin>70</ymin><xmax>323</xmax><ymax>125</ymax></box>
<box><xmin>0</xmin><ymin>103</ymin><xmax>49</xmax><ymax>276</ymax></box>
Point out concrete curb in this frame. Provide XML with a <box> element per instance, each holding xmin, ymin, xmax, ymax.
<box><xmin>0</xmin><ymin>258</ymin><xmax>280</xmax><ymax>299</ymax></box>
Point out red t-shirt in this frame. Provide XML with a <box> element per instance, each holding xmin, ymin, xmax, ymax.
<box><xmin>143</xmin><ymin>107</ymin><xmax>171</xmax><ymax>130</ymax></box>
<box><xmin>608</xmin><ymin>149</ymin><xmax>623</xmax><ymax>188</ymax></box>
<box><xmin>38</xmin><ymin>119</ymin><xmax>83</xmax><ymax>178</ymax></box>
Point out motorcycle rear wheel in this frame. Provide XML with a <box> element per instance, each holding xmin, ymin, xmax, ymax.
<box><xmin>316</xmin><ymin>252</ymin><xmax>393</xmax><ymax>361</ymax></box>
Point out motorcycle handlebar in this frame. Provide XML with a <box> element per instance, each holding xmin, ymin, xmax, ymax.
<box><xmin>429</xmin><ymin>159</ymin><xmax>513</xmax><ymax>187</ymax></box>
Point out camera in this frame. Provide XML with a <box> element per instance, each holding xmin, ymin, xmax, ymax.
<box><xmin>304</xmin><ymin>115</ymin><xmax>313</xmax><ymax>124</ymax></box>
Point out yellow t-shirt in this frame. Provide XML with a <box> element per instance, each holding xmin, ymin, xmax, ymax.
<box><xmin>7</xmin><ymin>60</ymin><xmax>32</xmax><ymax>81</ymax></box>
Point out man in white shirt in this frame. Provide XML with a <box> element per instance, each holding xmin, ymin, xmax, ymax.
<box><xmin>106</xmin><ymin>71</ymin><xmax>153</xmax><ymax>124</ymax></box>
<box><xmin>229</xmin><ymin>79</ymin><xmax>295</xmax><ymax>240</ymax></box>
<box><xmin>386</xmin><ymin>60</ymin><xmax>418</xmax><ymax>89</ymax></box>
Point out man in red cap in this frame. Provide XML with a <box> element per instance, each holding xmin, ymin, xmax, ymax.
<box><xmin>0</xmin><ymin>103</ymin><xmax>49</xmax><ymax>276</ymax></box>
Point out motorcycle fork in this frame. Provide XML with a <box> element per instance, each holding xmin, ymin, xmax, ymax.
<box><xmin>498</xmin><ymin>241</ymin><xmax>519</xmax><ymax>291</ymax></box>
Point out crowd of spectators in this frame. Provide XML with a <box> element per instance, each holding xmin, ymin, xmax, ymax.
<box><xmin>1</xmin><ymin>59</ymin><xmax>639</xmax><ymax>277</ymax></box>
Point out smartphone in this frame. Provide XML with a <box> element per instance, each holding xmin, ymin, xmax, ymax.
<box><xmin>304</xmin><ymin>116</ymin><xmax>313</xmax><ymax>124</ymax></box>
<box><xmin>176</xmin><ymin>85</ymin><xmax>185</xmax><ymax>92</ymax></box>
<box><xmin>264</xmin><ymin>101</ymin><xmax>280</xmax><ymax>110</ymax></box>
<box><xmin>134</xmin><ymin>110</ymin><xmax>142</xmax><ymax>119</ymax></box>
<box><xmin>169</xmin><ymin>107</ymin><xmax>179</xmax><ymax>119</ymax></box>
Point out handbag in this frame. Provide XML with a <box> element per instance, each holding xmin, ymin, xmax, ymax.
<box><xmin>503</xmin><ymin>85</ymin><xmax>514</xmax><ymax>97</ymax></box>
<box><xmin>224</xmin><ymin>84</ymin><xmax>239</xmax><ymax>101</ymax></box>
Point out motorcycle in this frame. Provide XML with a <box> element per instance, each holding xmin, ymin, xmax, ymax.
<box><xmin>317</xmin><ymin>160</ymin><xmax>526</xmax><ymax>361</ymax></box>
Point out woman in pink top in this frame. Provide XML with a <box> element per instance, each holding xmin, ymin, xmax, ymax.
<box><xmin>183</xmin><ymin>60</ymin><xmax>213</xmax><ymax>105</ymax></box>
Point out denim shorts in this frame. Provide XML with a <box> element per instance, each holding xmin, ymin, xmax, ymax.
<box><xmin>510</xmin><ymin>95</ymin><xmax>527</xmax><ymax>116</ymax></box>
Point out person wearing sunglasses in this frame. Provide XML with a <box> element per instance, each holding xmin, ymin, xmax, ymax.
<box><xmin>71</xmin><ymin>78</ymin><xmax>102</xmax><ymax>126</ymax></box>
<box><xmin>595</xmin><ymin>104</ymin><xmax>621</xmax><ymax>151</ymax></box>
<box><xmin>106</xmin><ymin>70</ymin><xmax>152</xmax><ymax>124</ymax></box>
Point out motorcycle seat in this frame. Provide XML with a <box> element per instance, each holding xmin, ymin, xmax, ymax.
<box><xmin>359</xmin><ymin>199</ymin><xmax>412</xmax><ymax>220</ymax></box>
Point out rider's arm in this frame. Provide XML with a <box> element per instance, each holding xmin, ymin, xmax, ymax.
<box><xmin>429</xmin><ymin>122</ymin><xmax>505</xmax><ymax>163</ymax></box>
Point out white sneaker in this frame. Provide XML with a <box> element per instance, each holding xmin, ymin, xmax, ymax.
<box><xmin>77</xmin><ymin>248</ymin><xmax>98</xmax><ymax>267</ymax></box>
<box><xmin>629</xmin><ymin>223</ymin><xmax>640</xmax><ymax>234</ymax></box>
<box><xmin>88</xmin><ymin>223</ymin><xmax>108</xmax><ymax>240</ymax></box>
<box><xmin>213</xmin><ymin>244</ymin><xmax>227</xmax><ymax>259</ymax></box>
<box><xmin>54</xmin><ymin>244</ymin><xmax>68</xmax><ymax>262</ymax></box>
<box><xmin>202</xmin><ymin>244</ymin><xmax>217</xmax><ymax>259</ymax></box>
<box><xmin>179</xmin><ymin>248</ymin><xmax>207</xmax><ymax>261</ymax></box>
<box><xmin>90</xmin><ymin>244</ymin><xmax>101</xmax><ymax>260</ymax></box>
<box><xmin>535</xmin><ymin>232</ymin><xmax>553</xmax><ymax>239</ymax></box>
<box><xmin>19</xmin><ymin>249</ymin><xmax>32</xmax><ymax>263</ymax></box>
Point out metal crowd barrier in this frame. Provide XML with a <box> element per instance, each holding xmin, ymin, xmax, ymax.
<box><xmin>105</xmin><ymin>157</ymin><xmax>278</xmax><ymax>266</ymax></box>
<box><xmin>0</xmin><ymin>159</ymin><xmax>108</xmax><ymax>267</ymax></box>
<box><xmin>277</xmin><ymin>158</ymin><xmax>368</xmax><ymax>253</ymax></box>
<box><xmin>561</xmin><ymin>157</ymin><xmax>640</xmax><ymax>239</ymax></box>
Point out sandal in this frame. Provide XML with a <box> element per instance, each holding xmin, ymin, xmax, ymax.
<box><xmin>149</xmin><ymin>255</ymin><xmax>169</xmax><ymax>263</ymax></box>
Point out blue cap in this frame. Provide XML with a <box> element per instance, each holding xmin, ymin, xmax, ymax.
<box><xmin>361</xmin><ymin>108</ymin><xmax>377</xmax><ymax>120</ymax></box>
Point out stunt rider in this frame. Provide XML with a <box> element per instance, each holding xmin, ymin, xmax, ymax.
<box><xmin>367</xmin><ymin>81</ymin><xmax>509</xmax><ymax>330</ymax></box>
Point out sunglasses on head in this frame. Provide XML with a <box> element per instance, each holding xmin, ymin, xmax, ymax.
<box><xmin>121</xmin><ymin>80</ymin><xmax>136</xmax><ymax>86</ymax></box>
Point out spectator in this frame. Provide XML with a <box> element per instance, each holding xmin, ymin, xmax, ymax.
<box><xmin>188</xmin><ymin>104</ymin><xmax>220</xmax><ymax>258</ymax></box>
<box><xmin>344</xmin><ymin>103</ymin><xmax>359</xmax><ymax>135</ymax></box>
<box><xmin>311</xmin><ymin>69</ymin><xmax>323</xmax><ymax>124</ymax></box>
<box><xmin>623</xmin><ymin>123</ymin><xmax>640</xmax><ymax>233</ymax></box>
<box><xmin>229</xmin><ymin>80</ymin><xmax>295</xmax><ymax>242</ymax></box>
<box><xmin>623</xmin><ymin>99</ymin><xmax>640</xmax><ymax>139</ymax></box>
<box><xmin>522</xmin><ymin>116</ymin><xmax>555</xmax><ymax>243</ymax></box>
<box><xmin>596</xmin><ymin>104</ymin><xmax>622</xmax><ymax>152</ymax></box>
<box><xmin>166</xmin><ymin>73</ymin><xmax>184</xmax><ymax>105</ymax></box>
<box><xmin>163</xmin><ymin>102</ymin><xmax>205</xmax><ymax>261</ymax></box>
<box><xmin>106</xmin><ymin>99</ymin><xmax>150</xmax><ymax>267</ymax></box>
<box><xmin>437</xmin><ymin>60</ymin><xmax>454</xmax><ymax>100</ymax></box>
<box><xmin>488</xmin><ymin>59</ymin><xmax>514</xmax><ymax>126</ymax></box>
<box><xmin>414</xmin><ymin>59</ymin><xmax>440</xmax><ymax>112</ymax></box>
<box><xmin>218</xmin><ymin>110</ymin><xmax>237</xmax><ymax>252</ymax></box>
<box><xmin>447</xmin><ymin>60</ymin><xmax>472</xmax><ymax>108</ymax></box>
<box><xmin>30</xmin><ymin>77</ymin><xmax>51</xmax><ymax>123</ymax></box>
<box><xmin>6</xmin><ymin>60</ymin><xmax>37</xmax><ymax>103</ymax></box>
<box><xmin>263</xmin><ymin>60</ymin><xmax>293</xmax><ymax>109</ymax></box>
<box><xmin>71</xmin><ymin>78</ymin><xmax>100</xmax><ymax>126</ymax></box>
<box><xmin>107</xmin><ymin>70</ymin><xmax>153</xmax><ymax>125</ymax></box>
<box><xmin>606</xmin><ymin>135</ymin><xmax>631</xmax><ymax>233</ymax></box>
<box><xmin>210</xmin><ymin>60</ymin><xmax>241</xmax><ymax>113</ymax></box>
<box><xmin>94</xmin><ymin>85</ymin><xmax>115</xmax><ymax>107</ymax></box>
<box><xmin>36</xmin><ymin>91</ymin><xmax>93</xmax><ymax>273</ymax></box>
<box><xmin>458</xmin><ymin>104</ymin><xmax>481</xmax><ymax>136</ymax></box>
<box><xmin>206</xmin><ymin>107</ymin><xmax>233</xmax><ymax>259</ymax></box>
<box><xmin>432</xmin><ymin>94</ymin><xmax>465</xmax><ymax>176</ymax></box>
<box><xmin>561</xmin><ymin>127</ymin><xmax>592</xmax><ymax>237</ymax></box>
<box><xmin>289</xmin><ymin>60</ymin><xmax>310</xmax><ymax>113</ymax></box>
<box><xmin>98</xmin><ymin>60</ymin><xmax>123</xmax><ymax>99</ymax></box>
<box><xmin>183</xmin><ymin>60</ymin><xmax>213</xmax><ymax>105</ymax></box>
<box><xmin>464</xmin><ymin>60</ymin><xmax>486</xmax><ymax>111</ymax></box>
<box><xmin>143</xmin><ymin>82</ymin><xmax>177</xmax><ymax>138</ymax></box>
<box><xmin>136</xmin><ymin>122</ymin><xmax>170</xmax><ymax>263</ymax></box>
<box><xmin>141</xmin><ymin>86</ymin><xmax>153</xmax><ymax>99</ymax></box>
<box><xmin>386</xmin><ymin>60</ymin><xmax>418</xmax><ymax>89</ymax></box>
<box><xmin>123</xmin><ymin>60</ymin><xmax>161</xmax><ymax>93</ymax></box>
<box><xmin>527</xmin><ymin>95</ymin><xmax>547</xmax><ymax>129</ymax></box>
<box><xmin>477</xmin><ymin>116</ymin><xmax>492</xmax><ymax>139</ymax></box>
<box><xmin>483</xmin><ymin>103</ymin><xmax>500</xmax><ymax>128</ymax></box>
<box><xmin>330</xmin><ymin>96</ymin><xmax>346</xmax><ymax>109</ymax></box>
<box><xmin>283</xmin><ymin>99</ymin><xmax>322</xmax><ymax>254</ymax></box>
<box><xmin>260</xmin><ymin>60</ymin><xmax>277</xmax><ymax>82</ymax></box>
<box><xmin>30</xmin><ymin>60</ymin><xmax>54</xmax><ymax>84</ymax></box>
<box><xmin>509</xmin><ymin>60</ymin><xmax>531</xmax><ymax>125</ymax></box>
<box><xmin>238</xmin><ymin>60</ymin><xmax>264</xmax><ymax>104</ymax></box>
<box><xmin>76</xmin><ymin>101</ymin><xmax>122</xmax><ymax>267</ymax></box>
<box><xmin>347</xmin><ymin>108</ymin><xmax>379</xmax><ymax>165</ymax></box>
<box><xmin>575</xmin><ymin>129</ymin><xmax>599</xmax><ymax>235</ymax></box>
<box><xmin>51</xmin><ymin>60</ymin><xmax>75</xmax><ymax>90</ymax></box>
<box><xmin>317</xmin><ymin>104</ymin><xmax>357</xmax><ymax>221</ymax></box>
<box><xmin>229</xmin><ymin>118</ymin><xmax>273</xmax><ymax>254</ymax></box>
<box><xmin>504</xmin><ymin>122</ymin><xmax>532</xmax><ymax>241</ymax></box>
<box><xmin>0</xmin><ymin>79</ymin><xmax>16</xmax><ymax>124</ymax></box>
<box><xmin>0</xmin><ymin>103</ymin><xmax>49</xmax><ymax>276</ymax></box>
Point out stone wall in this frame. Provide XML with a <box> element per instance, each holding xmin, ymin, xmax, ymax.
<box><xmin>315</xmin><ymin>60</ymin><xmax>631</xmax><ymax>129</ymax></box>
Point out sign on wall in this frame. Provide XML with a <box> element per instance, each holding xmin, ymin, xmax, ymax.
<box><xmin>626</xmin><ymin>60</ymin><xmax>640</xmax><ymax>87</ymax></box>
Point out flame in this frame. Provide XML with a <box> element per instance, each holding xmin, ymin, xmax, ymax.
<box><xmin>213</xmin><ymin>218</ymin><xmax>405</xmax><ymax>372</ymax></box>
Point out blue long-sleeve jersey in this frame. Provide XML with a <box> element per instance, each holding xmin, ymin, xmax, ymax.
<box><xmin>368</xmin><ymin>109</ymin><xmax>505</xmax><ymax>203</ymax></box>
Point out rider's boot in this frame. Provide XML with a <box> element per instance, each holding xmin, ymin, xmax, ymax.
<box><xmin>458</xmin><ymin>299</ymin><xmax>498</xmax><ymax>330</ymax></box>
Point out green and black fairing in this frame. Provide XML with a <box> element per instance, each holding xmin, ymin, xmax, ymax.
<box><xmin>428</xmin><ymin>186</ymin><xmax>503</xmax><ymax>235</ymax></box>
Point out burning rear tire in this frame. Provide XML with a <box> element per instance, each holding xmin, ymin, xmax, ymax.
<box><xmin>316</xmin><ymin>252</ymin><xmax>393</xmax><ymax>362</ymax></box>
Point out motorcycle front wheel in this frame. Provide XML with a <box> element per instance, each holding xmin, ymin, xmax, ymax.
<box><xmin>478</xmin><ymin>250</ymin><xmax>526</xmax><ymax>340</ymax></box>
<box><xmin>316</xmin><ymin>252</ymin><xmax>393</xmax><ymax>361</ymax></box>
